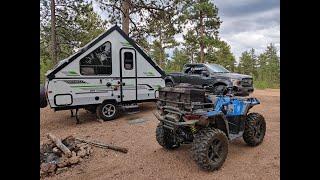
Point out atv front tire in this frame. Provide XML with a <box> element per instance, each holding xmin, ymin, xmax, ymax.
<box><xmin>243</xmin><ymin>113</ymin><xmax>266</xmax><ymax>146</ymax></box>
<box><xmin>156</xmin><ymin>123</ymin><xmax>180</xmax><ymax>149</ymax></box>
<box><xmin>191</xmin><ymin>128</ymin><xmax>228</xmax><ymax>171</ymax></box>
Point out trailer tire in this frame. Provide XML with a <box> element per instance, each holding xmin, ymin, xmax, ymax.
<box><xmin>165</xmin><ymin>81</ymin><xmax>174</xmax><ymax>87</ymax></box>
<box><xmin>243</xmin><ymin>113</ymin><xmax>266</xmax><ymax>146</ymax></box>
<box><xmin>97</xmin><ymin>102</ymin><xmax>119</xmax><ymax>121</ymax></box>
<box><xmin>40</xmin><ymin>85</ymin><xmax>48</xmax><ymax>108</ymax></box>
<box><xmin>191</xmin><ymin>128</ymin><xmax>228</xmax><ymax>171</ymax></box>
<box><xmin>156</xmin><ymin>123</ymin><xmax>180</xmax><ymax>149</ymax></box>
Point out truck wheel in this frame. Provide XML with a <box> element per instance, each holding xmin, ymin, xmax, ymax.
<box><xmin>191</xmin><ymin>128</ymin><xmax>228</xmax><ymax>171</ymax></box>
<box><xmin>165</xmin><ymin>81</ymin><xmax>174</xmax><ymax>87</ymax></box>
<box><xmin>213</xmin><ymin>85</ymin><xmax>226</xmax><ymax>95</ymax></box>
<box><xmin>97</xmin><ymin>102</ymin><xmax>119</xmax><ymax>121</ymax></box>
<box><xmin>243</xmin><ymin>113</ymin><xmax>266</xmax><ymax>146</ymax></box>
<box><xmin>156</xmin><ymin>123</ymin><xmax>180</xmax><ymax>149</ymax></box>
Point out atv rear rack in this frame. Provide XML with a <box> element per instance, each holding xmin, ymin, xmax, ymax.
<box><xmin>154</xmin><ymin>111</ymin><xmax>198</xmax><ymax>130</ymax></box>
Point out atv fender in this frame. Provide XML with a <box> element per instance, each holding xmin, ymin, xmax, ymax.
<box><xmin>206</xmin><ymin>111</ymin><xmax>230</xmax><ymax>139</ymax></box>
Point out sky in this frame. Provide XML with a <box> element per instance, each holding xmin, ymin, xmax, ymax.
<box><xmin>214</xmin><ymin>0</ymin><xmax>280</xmax><ymax>60</ymax></box>
<box><xmin>93</xmin><ymin>0</ymin><xmax>280</xmax><ymax>62</ymax></box>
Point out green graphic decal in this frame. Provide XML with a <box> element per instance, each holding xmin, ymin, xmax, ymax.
<box><xmin>64</xmin><ymin>70</ymin><xmax>80</xmax><ymax>76</ymax></box>
<box><xmin>143</xmin><ymin>71</ymin><xmax>155</xmax><ymax>76</ymax></box>
<box><xmin>121</xmin><ymin>41</ymin><xmax>132</xmax><ymax>47</ymax></box>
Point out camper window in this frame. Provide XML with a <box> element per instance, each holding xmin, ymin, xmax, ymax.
<box><xmin>80</xmin><ymin>42</ymin><xmax>112</xmax><ymax>75</ymax></box>
<box><xmin>124</xmin><ymin>52</ymin><xmax>133</xmax><ymax>70</ymax></box>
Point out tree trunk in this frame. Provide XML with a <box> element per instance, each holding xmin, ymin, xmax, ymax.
<box><xmin>75</xmin><ymin>138</ymin><xmax>128</xmax><ymax>153</ymax></box>
<box><xmin>159</xmin><ymin>30</ymin><xmax>163</xmax><ymax>68</ymax></box>
<box><xmin>121</xmin><ymin>0</ymin><xmax>131</xmax><ymax>34</ymax></box>
<box><xmin>199</xmin><ymin>12</ymin><xmax>205</xmax><ymax>63</ymax></box>
<box><xmin>50</xmin><ymin>0</ymin><xmax>57</xmax><ymax>65</ymax></box>
<box><xmin>47</xmin><ymin>133</ymin><xmax>72</xmax><ymax>157</ymax></box>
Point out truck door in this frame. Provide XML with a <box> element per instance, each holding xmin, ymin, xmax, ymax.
<box><xmin>120</xmin><ymin>48</ymin><xmax>137</xmax><ymax>102</ymax></box>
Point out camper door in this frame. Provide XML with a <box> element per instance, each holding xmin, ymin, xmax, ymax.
<box><xmin>120</xmin><ymin>48</ymin><xmax>137</xmax><ymax>101</ymax></box>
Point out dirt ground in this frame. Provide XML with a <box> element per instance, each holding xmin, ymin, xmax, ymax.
<box><xmin>40</xmin><ymin>89</ymin><xmax>280</xmax><ymax>180</ymax></box>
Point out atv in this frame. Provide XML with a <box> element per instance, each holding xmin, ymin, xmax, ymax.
<box><xmin>154</xmin><ymin>84</ymin><xmax>266</xmax><ymax>171</ymax></box>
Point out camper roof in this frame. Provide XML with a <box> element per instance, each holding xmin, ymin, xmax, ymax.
<box><xmin>46</xmin><ymin>25</ymin><xmax>165</xmax><ymax>80</ymax></box>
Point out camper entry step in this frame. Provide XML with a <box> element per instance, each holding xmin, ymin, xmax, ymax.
<box><xmin>122</xmin><ymin>104</ymin><xmax>140</xmax><ymax>114</ymax></box>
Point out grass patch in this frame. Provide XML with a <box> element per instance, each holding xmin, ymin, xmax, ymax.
<box><xmin>254</xmin><ymin>80</ymin><xmax>279</xmax><ymax>89</ymax></box>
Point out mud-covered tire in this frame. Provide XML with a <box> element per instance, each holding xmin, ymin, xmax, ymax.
<box><xmin>156</xmin><ymin>123</ymin><xmax>180</xmax><ymax>149</ymax></box>
<box><xmin>191</xmin><ymin>128</ymin><xmax>228</xmax><ymax>171</ymax></box>
<box><xmin>243</xmin><ymin>113</ymin><xmax>266</xmax><ymax>146</ymax></box>
<box><xmin>97</xmin><ymin>102</ymin><xmax>119</xmax><ymax>121</ymax></box>
<box><xmin>40</xmin><ymin>85</ymin><xmax>48</xmax><ymax>108</ymax></box>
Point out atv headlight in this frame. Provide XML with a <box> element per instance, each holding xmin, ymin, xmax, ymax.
<box><xmin>231</xmin><ymin>78</ymin><xmax>241</xmax><ymax>86</ymax></box>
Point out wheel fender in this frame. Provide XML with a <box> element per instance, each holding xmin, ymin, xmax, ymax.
<box><xmin>213</xmin><ymin>78</ymin><xmax>232</xmax><ymax>87</ymax></box>
<box><xmin>207</xmin><ymin>112</ymin><xmax>230</xmax><ymax>139</ymax></box>
<box><xmin>164</xmin><ymin>76</ymin><xmax>175</xmax><ymax>84</ymax></box>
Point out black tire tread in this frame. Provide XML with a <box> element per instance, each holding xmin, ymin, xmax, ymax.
<box><xmin>97</xmin><ymin>102</ymin><xmax>119</xmax><ymax>121</ymax></box>
<box><xmin>243</xmin><ymin>113</ymin><xmax>266</xmax><ymax>146</ymax></box>
<box><xmin>156</xmin><ymin>123</ymin><xmax>179</xmax><ymax>149</ymax></box>
<box><xmin>191</xmin><ymin>128</ymin><xmax>228</xmax><ymax>171</ymax></box>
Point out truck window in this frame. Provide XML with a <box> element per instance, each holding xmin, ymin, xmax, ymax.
<box><xmin>124</xmin><ymin>52</ymin><xmax>133</xmax><ymax>70</ymax></box>
<box><xmin>184</xmin><ymin>66</ymin><xmax>192</xmax><ymax>74</ymax></box>
<box><xmin>191</xmin><ymin>66</ymin><xmax>205</xmax><ymax>75</ymax></box>
<box><xmin>79</xmin><ymin>41</ymin><xmax>112</xmax><ymax>76</ymax></box>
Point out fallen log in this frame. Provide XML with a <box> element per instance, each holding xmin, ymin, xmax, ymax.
<box><xmin>47</xmin><ymin>133</ymin><xmax>72</xmax><ymax>157</ymax></box>
<box><xmin>75</xmin><ymin>138</ymin><xmax>128</xmax><ymax>153</ymax></box>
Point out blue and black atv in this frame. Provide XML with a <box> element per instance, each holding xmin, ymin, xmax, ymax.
<box><xmin>154</xmin><ymin>84</ymin><xmax>266</xmax><ymax>171</ymax></box>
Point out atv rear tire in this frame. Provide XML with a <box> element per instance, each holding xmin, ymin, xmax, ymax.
<box><xmin>191</xmin><ymin>128</ymin><xmax>228</xmax><ymax>171</ymax></box>
<box><xmin>243</xmin><ymin>113</ymin><xmax>266</xmax><ymax>146</ymax></box>
<box><xmin>156</xmin><ymin>123</ymin><xmax>180</xmax><ymax>149</ymax></box>
<box><xmin>97</xmin><ymin>102</ymin><xmax>119</xmax><ymax>121</ymax></box>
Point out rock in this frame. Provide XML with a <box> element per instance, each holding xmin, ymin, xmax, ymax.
<box><xmin>46</xmin><ymin>153</ymin><xmax>59</xmax><ymax>163</ymax></box>
<box><xmin>72</xmin><ymin>151</ymin><xmax>77</xmax><ymax>157</ymax></box>
<box><xmin>77</xmin><ymin>148</ymin><xmax>87</xmax><ymax>158</ymax></box>
<box><xmin>69</xmin><ymin>154</ymin><xmax>80</xmax><ymax>165</ymax></box>
<box><xmin>77</xmin><ymin>143</ymin><xmax>88</xmax><ymax>148</ymax></box>
<box><xmin>40</xmin><ymin>162</ymin><xmax>57</xmax><ymax>173</ymax></box>
<box><xmin>56</xmin><ymin>167</ymin><xmax>68</xmax><ymax>174</ymax></box>
<box><xmin>62</xmin><ymin>135</ymin><xmax>76</xmax><ymax>151</ymax></box>
<box><xmin>52</xmin><ymin>147</ymin><xmax>62</xmax><ymax>156</ymax></box>
<box><xmin>57</xmin><ymin>156</ymin><xmax>69</xmax><ymax>168</ymax></box>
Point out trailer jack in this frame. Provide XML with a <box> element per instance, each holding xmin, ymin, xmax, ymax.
<box><xmin>70</xmin><ymin>109</ymin><xmax>80</xmax><ymax>124</ymax></box>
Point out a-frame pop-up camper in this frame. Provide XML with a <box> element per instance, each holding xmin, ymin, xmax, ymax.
<box><xmin>43</xmin><ymin>25</ymin><xmax>165</xmax><ymax>122</ymax></box>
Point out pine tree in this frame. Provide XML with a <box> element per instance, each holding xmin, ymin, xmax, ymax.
<box><xmin>166</xmin><ymin>48</ymin><xmax>189</xmax><ymax>72</ymax></box>
<box><xmin>182</xmin><ymin>0</ymin><xmax>221</xmax><ymax>63</ymax></box>
<box><xmin>206</xmin><ymin>40</ymin><xmax>235</xmax><ymax>71</ymax></box>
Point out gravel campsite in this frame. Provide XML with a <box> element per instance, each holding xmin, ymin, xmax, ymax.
<box><xmin>40</xmin><ymin>89</ymin><xmax>280</xmax><ymax>180</ymax></box>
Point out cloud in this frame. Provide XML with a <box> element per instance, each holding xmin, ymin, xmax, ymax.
<box><xmin>214</xmin><ymin>0</ymin><xmax>280</xmax><ymax>61</ymax></box>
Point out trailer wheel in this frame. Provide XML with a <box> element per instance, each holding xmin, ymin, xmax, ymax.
<box><xmin>156</xmin><ymin>123</ymin><xmax>180</xmax><ymax>149</ymax></box>
<box><xmin>243</xmin><ymin>113</ymin><xmax>266</xmax><ymax>146</ymax></box>
<box><xmin>165</xmin><ymin>81</ymin><xmax>174</xmax><ymax>87</ymax></box>
<box><xmin>191</xmin><ymin>128</ymin><xmax>228</xmax><ymax>171</ymax></box>
<box><xmin>40</xmin><ymin>85</ymin><xmax>48</xmax><ymax>108</ymax></box>
<box><xmin>97</xmin><ymin>102</ymin><xmax>119</xmax><ymax>121</ymax></box>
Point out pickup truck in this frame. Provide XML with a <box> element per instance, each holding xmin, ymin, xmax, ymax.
<box><xmin>164</xmin><ymin>63</ymin><xmax>254</xmax><ymax>96</ymax></box>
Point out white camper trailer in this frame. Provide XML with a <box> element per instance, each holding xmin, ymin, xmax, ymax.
<box><xmin>42</xmin><ymin>25</ymin><xmax>165</xmax><ymax>122</ymax></box>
